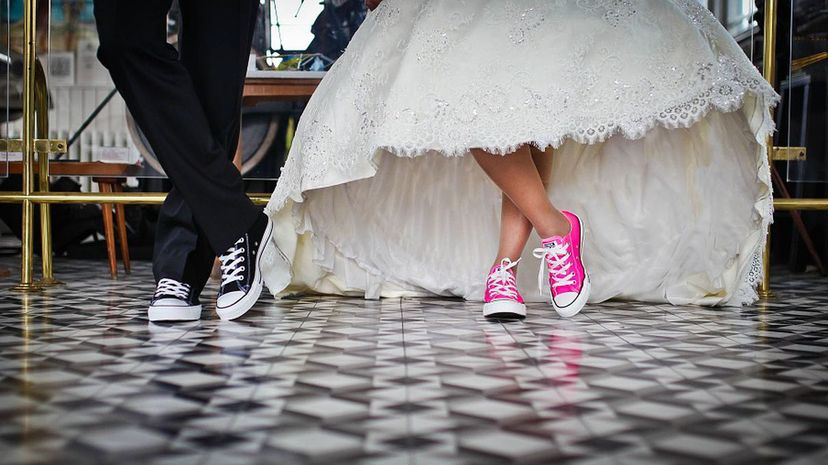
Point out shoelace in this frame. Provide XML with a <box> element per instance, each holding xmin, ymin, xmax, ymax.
<box><xmin>487</xmin><ymin>258</ymin><xmax>521</xmax><ymax>300</ymax></box>
<box><xmin>219</xmin><ymin>238</ymin><xmax>246</xmax><ymax>287</ymax></box>
<box><xmin>533</xmin><ymin>241</ymin><xmax>576</xmax><ymax>293</ymax></box>
<box><xmin>155</xmin><ymin>278</ymin><xmax>191</xmax><ymax>300</ymax></box>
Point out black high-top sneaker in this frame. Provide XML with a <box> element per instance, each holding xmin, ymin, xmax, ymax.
<box><xmin>148</xmin><ymin>278</ymin><xmax>202</xmax><ymax>321</ymax></box>
<box><xmin>216</xmin><ymin>213</ymin><xmax>274</xmax><ymax>320</ymax></box>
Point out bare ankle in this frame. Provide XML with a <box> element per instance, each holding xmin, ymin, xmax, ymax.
<box><xmin>537</xmin><ymin>212</ymin><xmax>570</xmax><ymax>239</ymax></box>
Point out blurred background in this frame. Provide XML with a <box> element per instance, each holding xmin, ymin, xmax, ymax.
<box><xmin>0</xmin><ymin>0</ymin><xmax>825</xmax><ymax>280</ymax></box>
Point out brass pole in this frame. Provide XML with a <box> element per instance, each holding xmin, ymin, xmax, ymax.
<box><xmin>0</xmin><ymin>191</ymin><xmax>272</xmax><ymax>205</ymax></box>
<box><xmin>34</xmin><ymin>61</ymin><xmax>60</xmax><ymax>285</ymax></box>
<box><xmin>4</xmin><ymin>189</ymin><xmax>822</xmax><ymax>210</ymax></box>
<box><xmin>13</xmin><ymin>0</ymin><xmax>39</xmax><ymax>291</ymax></box>
<box><xmin>774</xmin><ymin>199</ymin><xmax>828</xmax><ymax>210</ymax></box>
<box><xmin>758</xmin><ymin>0</ymin><xmax>777</xmax><ymax>300</ymax></box>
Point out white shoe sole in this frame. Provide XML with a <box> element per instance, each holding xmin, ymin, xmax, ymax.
<box><xmin>483</xmin><ymin>300</ymin><xmax>527</xmax><ymax>318</ymax></box>
<box><xmin>148</xmin><ymin>304</ymin><xmax>202</xmax><ymax>322</ymax></box>
<box><xmin>216</xmin><ymin>218</ymin><xmax>274</xmax><ymax>321</ymax></box>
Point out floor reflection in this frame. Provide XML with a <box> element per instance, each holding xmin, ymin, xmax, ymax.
<box><xmin>0</xmin><ymin>257</ymin><xmax>826</xmax><ymax>464</ymax></box>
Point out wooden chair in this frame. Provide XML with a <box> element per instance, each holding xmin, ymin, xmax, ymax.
<box><xmin>92</xmin><ymin>177</ymin><xmax>131</xmax><ymax>278</ymax></box>
<box><xmin>8</xmin><ymin>161</ymin><xmax>140</xmax><ymax>278</ymax></box>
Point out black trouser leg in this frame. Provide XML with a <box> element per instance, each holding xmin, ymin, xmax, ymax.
<box><xmin>93</xmin><ymin>0</ymin><xmax>260</xmax><ymax>292</ymax></box>
<box><xmin>149</xmin><ymin>0</ymin><xmax>260</xmax><ymax>294</ymax></box>
<box><xmin>152</xmin><ymin>188</ymin><xmax>215</xmax><ymax>295</ymax></box>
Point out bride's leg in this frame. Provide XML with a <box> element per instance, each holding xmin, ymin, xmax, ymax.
<box><xmin>472</xmin><ymin>145</ymin><xmax>567</xmax><ymax>239</ymax></box>
<box><xmin>529</xmin><ymin>145</ymin><xmax>554</xmax><ymax>189</ymax></box>
<box><xmin>493</xmin><ymin>145</ymin><xmax>555</xmax><ymax>263</ymax></box>
<box><xmin>495</xmin><ymin>196</ymin><xmax>533</xmax><ymax>263</ymax></box>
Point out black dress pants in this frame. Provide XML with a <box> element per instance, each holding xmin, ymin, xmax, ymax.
<box><xmin>94</xmin><ymin>0</ymin><xmax>261</xmax><ymax>295</ymax></box>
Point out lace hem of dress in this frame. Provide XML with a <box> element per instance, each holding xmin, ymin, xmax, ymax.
<box><xmin>735</xmin><ymin>106</ymin><xmax>776</xmax><ymax>306</ymax></box>
<box><xmin>377</xmin><ymin>80</ymin><xmax>779</xmax><ymax>159</ymax></box>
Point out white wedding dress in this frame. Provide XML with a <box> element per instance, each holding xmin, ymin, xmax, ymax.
<box><xmin>261</xmin><ymin>0</ymin><xmax>779</xmax><ymax>306</ymax></box>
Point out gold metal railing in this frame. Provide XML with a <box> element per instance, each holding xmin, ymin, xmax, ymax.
<box><xmin>0</xmin><ymin>192</ymin><xmax>272</xmax><ymax>205</ymax></box>
<box><xmin>1</xmin><ymin>0</ymin><xmax>825</xmax><ymax>296</ymax></box>
<box><xmin>12</xmin><ymin>0</ymin><xmax>42</xmax><ymax>290</ymax></box>
<box><xmin>756</xmin><ymin>0</ymin><xmax>828</xmax><ymax>298</ymax></box>
<box><xmin>34</xmin><ymin>54</ymin><xmax>59</xmax><ymax>285</ymax></box>
<box><xmin>758</xmin><ymin>0</ymin><xmax>778</xmax><ymax>299</ymax></box>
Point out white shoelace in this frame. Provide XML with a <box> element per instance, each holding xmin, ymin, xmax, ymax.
<box><xmin>488</xmin><ymin>258</ymin><xmax>521</xmax><ymax>299</ymax></box>
<box><xmin>533</xmin><ymin>241</ymin><xmax>576</xmax><ymax>293</ymax></box>
<box><xmin>155</xmin><ymin>278</ymin><xmax>191</xmax><ymax>300</ymax></box>
<box><xmin>219</xmin><ymin>238</ymin><xmax>246</xmax><ymax>287</ymax></box>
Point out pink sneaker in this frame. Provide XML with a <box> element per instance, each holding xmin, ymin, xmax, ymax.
<box><xmin>483</xmin><ymin>258</ymin><xmax>526</xmax><ymax>318</ymax></box>
<box><xmin>533</xmin><ymin>211</ymin><xmax>590</xmax><ymax>317</ymax></box>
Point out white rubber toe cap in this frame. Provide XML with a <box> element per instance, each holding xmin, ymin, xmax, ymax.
<box><xmin>216</xmin><ymin>279</ymin><xmax>264</xmax><ymax>321</ymax></box>
<box><xmin>216</xmin><ymin>291</ymin><xmax>244</xmax><ymax>310</ymax></box>
<box><xmin>552</xmin><ymin>292</ymin><xmax>578</xmax><ymax>307</ymax></box>
<box><xmin>152</xmin><ymin>298</ymin><xmax>189</xmax><ymax>307</ymax></box>
<box><xmin>551</xmin><ymin>277</ymin><xmax>591</xmax><ymax>318</ymax></box>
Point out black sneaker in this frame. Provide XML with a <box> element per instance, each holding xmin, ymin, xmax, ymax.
<box><xmin>216</xmin><ymin>213</ymin><xmax>274</xmax><ymax>320</ymax></box>
<box><xmin>148</xmin><ymin>278</ymin><xmax>202</xmax><ymax>321</ymax></box>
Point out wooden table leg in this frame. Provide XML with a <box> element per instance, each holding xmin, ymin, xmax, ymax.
<box><xmin>233</xmin><ymin>132</ymin><xmax>243</xmax><ymax>171</ymax></box>
<box><xmin>113</xmin><ymin>183</ymin><xmax>131</xmax><ymax>274</ymax></box>
<box><xmin>98</xmin><ymin>182</ymin><xmax>118</xmax><ymax>279</ymax></box>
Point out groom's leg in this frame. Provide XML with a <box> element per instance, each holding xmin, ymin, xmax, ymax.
<box><xmin>94</xmin><ymin>0</ymin><xmax>260</xmax><ymax>258</ymax></box>
<box><xmin>151</xmin><ymin>0</ymin><xmax>260</xmax><ymax>294</ymax></box>
<box><xmin>152</xmin><ymin>188</ymin><xmax>213</xmax><ymax>296</ymax></box>
<box><xmin>179</xmin><ymin>0</ymin><xmax>258</xmax><ymax>157</ymax></box>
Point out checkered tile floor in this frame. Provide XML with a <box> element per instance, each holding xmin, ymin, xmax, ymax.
<box><xmin>0</xmin><ymin>257</ymin><xmax>827</xmax><ymax>464</ymax></box>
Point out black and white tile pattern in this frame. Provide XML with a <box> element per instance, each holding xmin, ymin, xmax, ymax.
<box><xmin>0</xmin><ymin>257</ymin><xmax>827</xmax><ymax>464</ymax></box>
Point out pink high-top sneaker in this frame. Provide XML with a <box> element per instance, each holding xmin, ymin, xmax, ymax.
<box><xmin>533</xmin><ymin>211</ymin><xmax>590</xmax><ymax>317</ymax></box>
<box><xmin>483</xmin><ymin>258</ymin><xmax>526</xmax><ymax>318</ymax></box>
